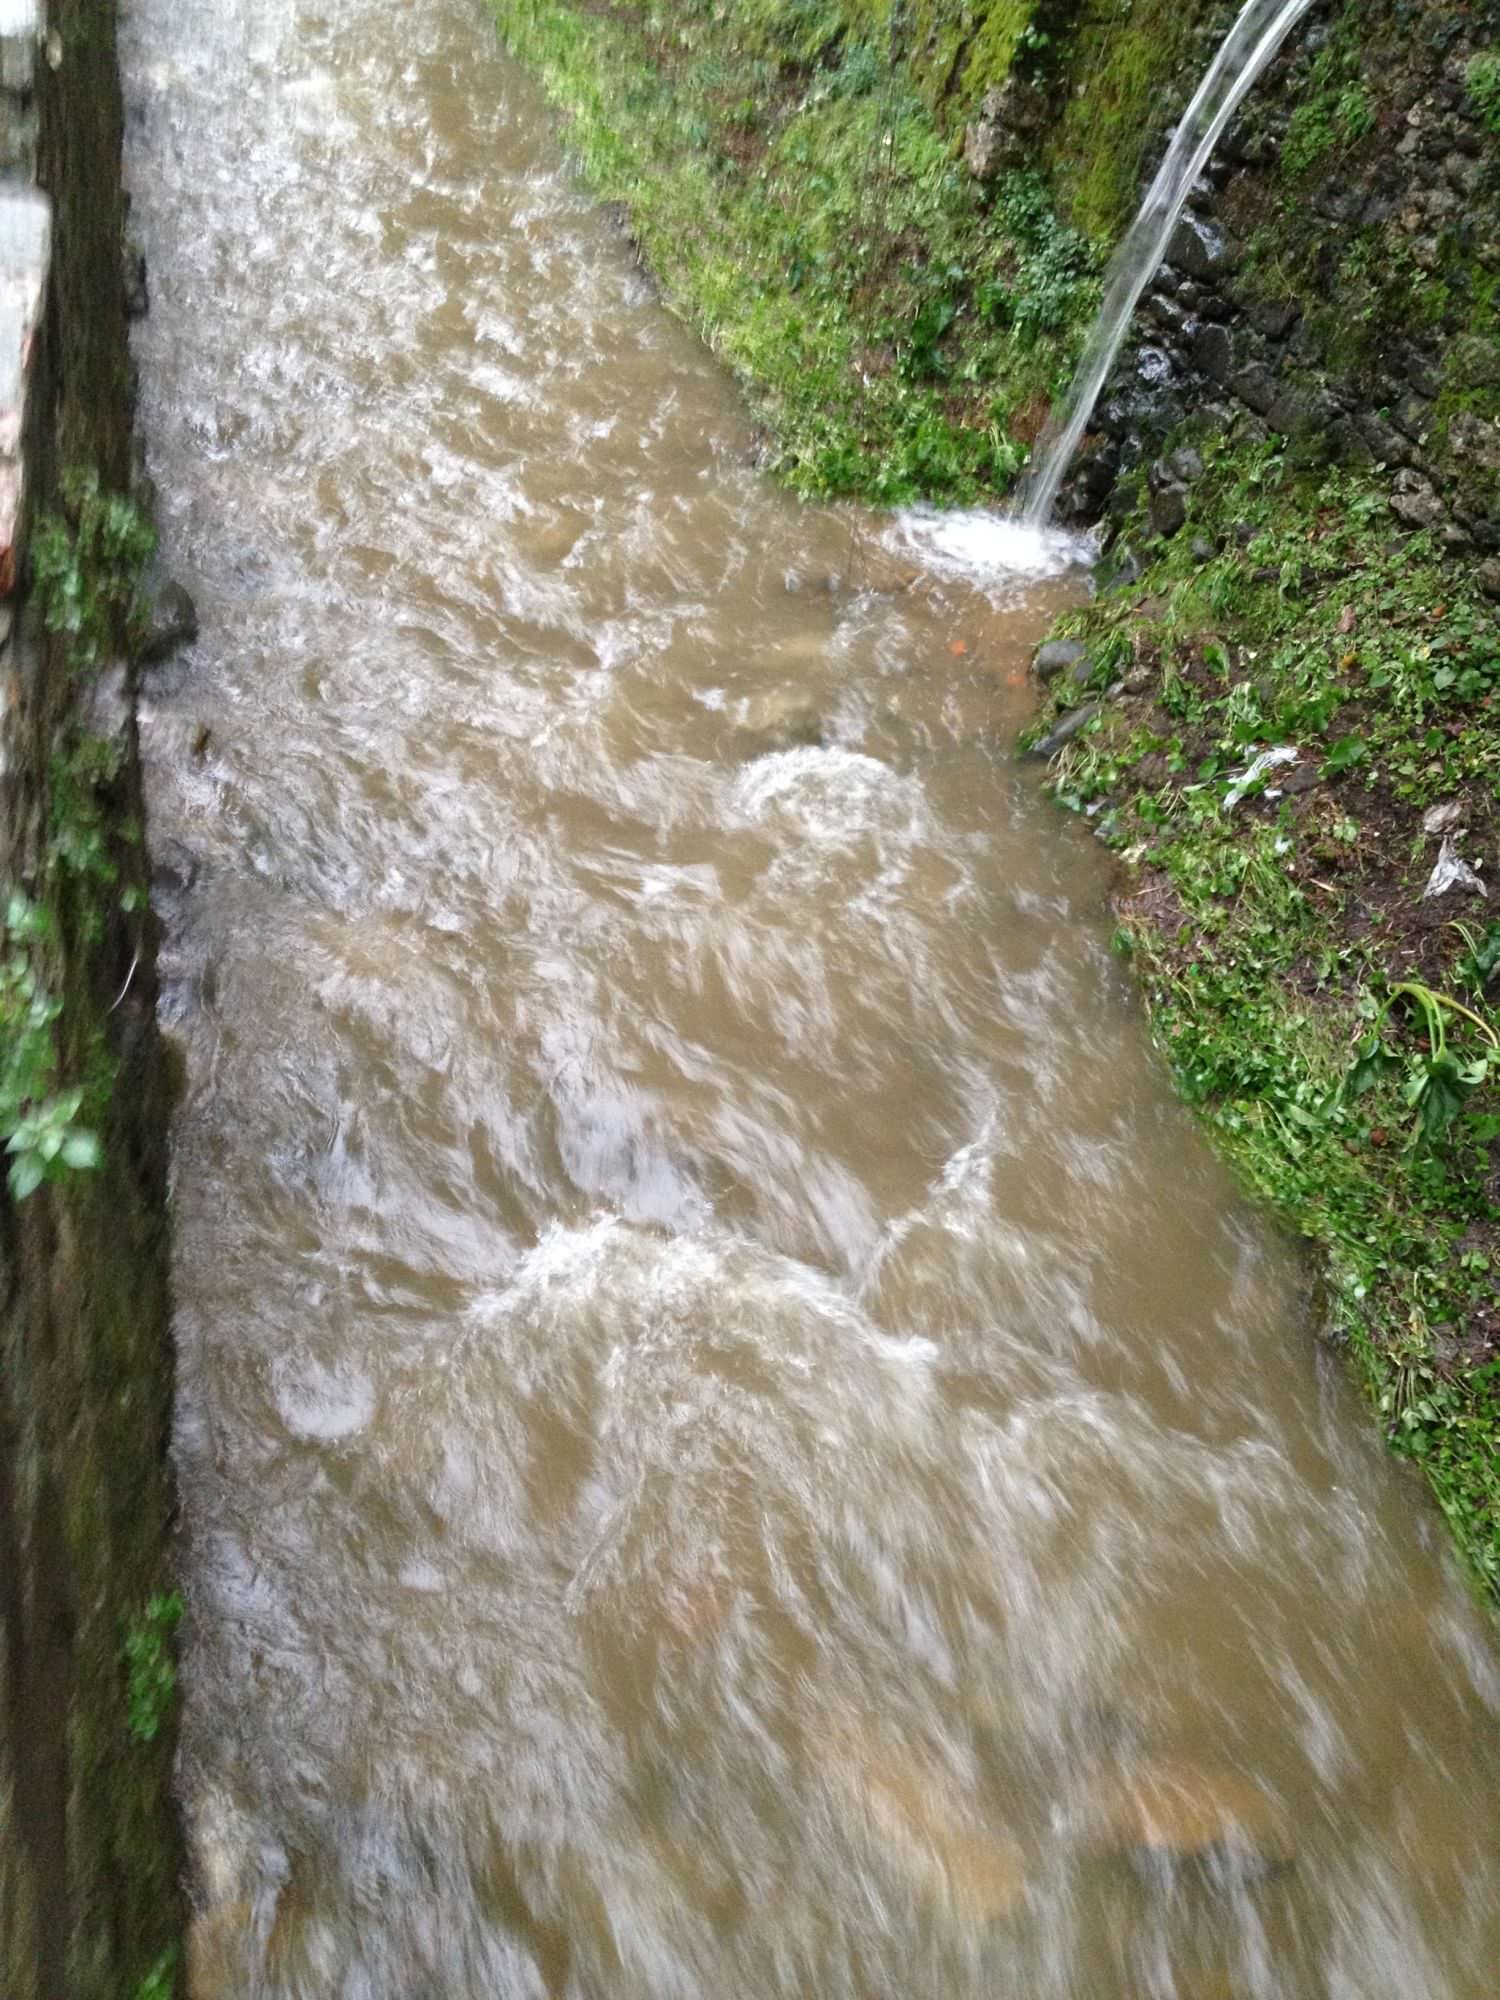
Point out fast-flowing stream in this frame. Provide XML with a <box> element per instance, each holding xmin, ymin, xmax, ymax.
<box><xmin>123</xmin><ymin>2</ymin><xmax>1500</xmax><ymax>1996</ymax></box>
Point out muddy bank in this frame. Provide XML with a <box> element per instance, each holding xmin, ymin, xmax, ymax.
<box><xmin>0</xmin><ymin>3</ymin><xmax>181</xmax><ymax>1994</ymax></box>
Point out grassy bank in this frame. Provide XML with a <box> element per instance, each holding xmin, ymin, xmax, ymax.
<box><xmin>488</xmin><ymin>0</ymin><xmax>1102</xmax><ymax>502</ymax></box>
<box><xmin>1024</xmin><ymin>440</ymin><xmax>1500</xmax><ymax>1600</ymax></box>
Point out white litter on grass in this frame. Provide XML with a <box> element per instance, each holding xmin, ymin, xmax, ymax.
<box><xmin>1422</xmin><ymin>799</ymin><xmax>1464</xmax><ymax>837</ymax></box>
<box><xmin>1224</xmin><ymin>745</ymin><xmax>1299</xmax><ymax>810</ymax></box>
<box><xmin>1422</xmin><ymin>837</ymin><xmax>1487</xmax><ymax>901</ymax></box>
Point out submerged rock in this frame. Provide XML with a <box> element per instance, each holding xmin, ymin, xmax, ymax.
<box><xmin>186</xmin><ymin>1899</ymin><xmax>253</xmax><ymax>1997</ymax></box>
<box><xmin>1077</xmin><ymin>1758</ymin><xmax>1294</xmax><ymax>1877</ymax></box>
<box><xmin>732</xmin><ymin>685</ymin><xmax>823</xmax><ymax>756</ymax></box>
<box><xmin>831</xmin><ymin>1729</ymin><xmax>1027</xmax><ymax>1923</ymax></box>
<box><xmin>140</xmin><ymin>578</ymin><xmax>200</xmax><ymax>663</ymax></box>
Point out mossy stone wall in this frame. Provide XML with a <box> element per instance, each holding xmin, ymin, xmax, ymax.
<box><xmin>0</xmin><ymin>3</ymin><xmax>182</xmax><ymax>1996</ymax></box>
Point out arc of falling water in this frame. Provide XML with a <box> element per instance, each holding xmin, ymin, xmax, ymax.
<box><xmin>1019</xmin><ymin>0</ymin><xmax>1319</xmax><ymax>526</ymax></box>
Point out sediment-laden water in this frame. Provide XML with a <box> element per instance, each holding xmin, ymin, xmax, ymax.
<box><xmin>122</xmin><ymin>2</ymin><xmax>1500</xmax><ymax>1995</ymax></box>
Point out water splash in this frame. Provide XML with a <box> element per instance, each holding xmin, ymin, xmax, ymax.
<box><xmin>888</xmin><ymin>504</ymin><xmax>1089</xmax><ymax>594</ymax></box>
<box><xmin>1020</xmin><ymin>0</ymin><xmax>1318</xmax><ymax>525</ymax></box>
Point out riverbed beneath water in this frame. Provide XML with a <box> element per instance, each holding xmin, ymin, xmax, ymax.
<box><xmin>121</xmin><ymin>1</ymin><xmax>1500</xmax><ymax>1995</ymax></box>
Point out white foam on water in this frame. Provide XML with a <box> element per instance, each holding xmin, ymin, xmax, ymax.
<box><xmin>270</xmin><ymin>1353</ymin><xmax>377</xmax><ymax>1442</ymax></box>
<box><xmin>886</xmin><ymin>505</ymin><xmax>1090</xmax><ymax>595</ymax></box>
<box><xmin>733</xmin><ymin>745</ymin><xmax>929</xmax><ymax>845</ymax></box>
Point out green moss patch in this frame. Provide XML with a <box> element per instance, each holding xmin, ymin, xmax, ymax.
<box><xmin>1047</xmin><ymin>0</ymin><xmax>1210</xmax><ymax>238</ymax></box>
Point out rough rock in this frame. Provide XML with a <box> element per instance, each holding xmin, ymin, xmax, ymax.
<box><xmin>1032</xmin><ymin>637</ymin><xmax>1087</xmax><ymax>682</ymax></box>
<box><xmin>1099</xmin><ymin>550</ymin><xmax>1146</xmax><ymax>595</ymax></box>
<box><xmin>1025</xmin><ymin>702</ymin><xmax>1102</xmax><ymax>760</ymax></box>
<box><xmin>1191</xmin><ymin>320</ymin><xmax>1235</xmax><ymax>384</ymax></box>
<box><xmin>150</xmin><ymin>838</ymin><xmax>200</xmax><ymax>903</ymax></box>
<box><xmin>1447</xmin><ymin>333</ymin><xmax>1500</xmax><ymax>391</ymax></box>
<box><xmin>1448</xmin><ymin>410</ymin><xmax>1500</xmax><ymax>476</ymax></box>
<box><xmin>1148</xmin><ymin>481</ymin><xmax>1188</xmax><ymax>539</ymax></box>
<box><xmin>1389</xmin><ymin>469</ymin><xmax>1446</xmax><ymax>531</ymax></box>
<box><xmin>1166</xmin><ymin>445</ymin><xmax>1206</xmax><ymax>485</ymax></box>
<box><xmin>1391</xmin><ymin>393</ymin><xmax>1434</xmax><ymax>446</ymax></box>
<box><xmin>963</xmin><ymin>77</ymin><xmax>1052</xmax><ymax>181</ymax></box>
<box><xmin>1355</xmin><ymin>409</ymin><xmax>1413</xmax><ymax>468</ymax></box>
<box><xmin>124</xmin><ymin>236</ymin><xmax>149</xmax><ymax>319</ymax></box>
<box><xmin>1228</xmin><ymin>362</ymin><xmax>1279</xmax><ymax>417</ymax></box>
<box><xmin>1248</xmin><ymin>298</ymin><xmax>1301</xmax><ymax>340</ymax></box>
<box><xmin>1167</xmin><ymin>211</ymin><xmax>1239</xmax><ymax>281</ymax></box>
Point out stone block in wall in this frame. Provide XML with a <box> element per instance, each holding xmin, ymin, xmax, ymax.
<box><xmin>1166</xmin><ymin>211</ymin><xmax>1239</xmax><ymax>281</ymax></box>
<box><xmin>0</xmin><ymin>0</ymin><xmax>39</xmax><ymax>94</ymax></box>
<box><xmin>0</xmin><ymin>0</ymin><xmax>39</xmax><ymax>174</ymax></box>
<box><xmin>0</xmin><ymin>187</ymin><xmax>48</xmax><ymax>599</ymax></box>
<box><xmin>1448</xmin><ymin>409</ymin><xmax>1500</xmax><ymax>476</ymax></box>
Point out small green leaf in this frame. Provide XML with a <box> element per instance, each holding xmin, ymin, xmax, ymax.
<box><xmin>9</xmin><ymin>1152</ymin><xmax>45</xmax><ymax>1199</ymax></box>
<box><xmin>1345</xmin><ymin>1031</ymin><xmax>1399</xmax><ymax>1097</ymax></box>
<box><xmin>1321</xmin><ymin>733</ymin><xmax>1368</xmax><ymax>775</ymax></box>
<box><xmin>1410</xmin><ymin>1051</ymin><xmax>1473</xmax><ymax>1143</ymax></box>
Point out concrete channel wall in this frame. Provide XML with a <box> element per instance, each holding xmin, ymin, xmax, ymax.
<box><xmin>0</xmin><ymin>3</ymin><xmax>182</xmax><ymax>1995</ymax></box>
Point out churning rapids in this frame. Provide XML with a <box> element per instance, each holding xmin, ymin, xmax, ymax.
<box><xmin>123</xmin><ymin>2</ymin><xmax>1500</xmax><ymax>1996</ymax></box>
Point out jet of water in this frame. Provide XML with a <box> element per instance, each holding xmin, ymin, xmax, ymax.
<box><xmin>1019</xmin><ymin>0</ymin><xmax>1318</xmax><ymax>525</ymax></box>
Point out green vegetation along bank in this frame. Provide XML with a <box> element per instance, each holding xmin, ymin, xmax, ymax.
<box><xmin>486</xmin><ymin>0</ymin><xmax>1116</xmax><ymax>503</ymax></box>
<box><xmin>488</xmin><ymin>0</ymin><xmax>1500</xmax><ymax>1599</ymax></box>
<box><xmin>1026</xmin><ymin>443</ymin><xmax>1500</xmax><ymax>1600</ymax></box>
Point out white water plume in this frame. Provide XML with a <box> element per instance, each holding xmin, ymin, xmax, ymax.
<box><xmin>888</xmin><ymin>503</ymin><xmax>1088</xmax><ymax>591</ymax></box>
<box><xmin>1020</xmin><ymin>0</ymin><xmax>1318</xmax><ymax>524</ymax></box>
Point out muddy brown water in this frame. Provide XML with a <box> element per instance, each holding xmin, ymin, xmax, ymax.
<box><xmin>122</xmin><ymin>2</ymin><xmax>1500</xmax><ymax>1995</ymax></box>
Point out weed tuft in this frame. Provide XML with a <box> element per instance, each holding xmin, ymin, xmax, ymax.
<box><xmin>122</xmin><ymin>1593</ymin><xmax>184</xmax><ymax>1745</ymax></box>
<box><xmin>31</xmin><ymin>468</ymin><xmax>155</xmax><ymax>675</ymax></box>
